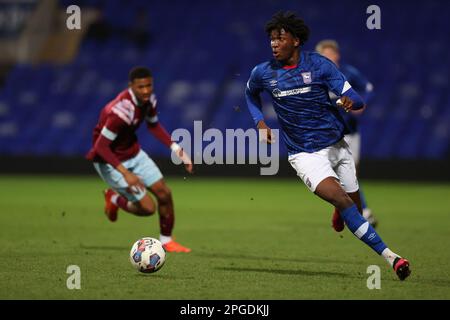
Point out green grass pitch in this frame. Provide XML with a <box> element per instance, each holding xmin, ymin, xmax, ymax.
<box><xmin>0</xmin><ymin>175</ymin><xmax>449</xmax><ymax>299</ymax></box>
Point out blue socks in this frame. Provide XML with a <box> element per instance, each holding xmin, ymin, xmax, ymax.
<box><xmin>340</xmin><ymin>204</ymin><xmax>386</xmax><ymax>255</ymax></box>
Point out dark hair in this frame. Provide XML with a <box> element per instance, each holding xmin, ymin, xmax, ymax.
<box><xmin>129</xmin><ymin>66</ymin><xmax>152</xmax><ymax>82</ymax></box>
<box><xmin>265</xmin><ymin>11</ymin><xmax>310</xmax><ymax>44</ymax></box>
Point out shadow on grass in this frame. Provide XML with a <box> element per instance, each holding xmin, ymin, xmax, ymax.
<box><xmin>80</xmin><ymin>244</ymin><xmax>127</xmax><ymax>251</ymax></box>
<box><xmin>134</xmin><ymin>274</ymin><xmax>195</xmax><ymax>280</ymax></box>
<box><xmin>381</xmin><ymin>274</ymin><xmax>450</xmax><ymax>289</ymax></box>
<box><xmin>196</xmin><ymin>251</ymin><xmax>360</xmax><ymax>266</ymax></box>
<box><xmin>413</xmin><ymin>278</ymin><xmax>450</xmax><ymax>289</ymax></box>
<box><xmin>216</xmin><ymin>266</ymin><xmax>352</xmax><ymax>278</ymax></box>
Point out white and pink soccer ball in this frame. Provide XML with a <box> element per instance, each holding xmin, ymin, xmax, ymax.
<box><xmin>129</xmin><ymin>237</ymin><xmax>166</xmax><ymax>273</ymax></box>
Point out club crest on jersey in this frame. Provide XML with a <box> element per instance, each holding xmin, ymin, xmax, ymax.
<box><xmin>301</xmin><ymin>72</ymin><xmax>312</xmax><ymax>84</ymax></box>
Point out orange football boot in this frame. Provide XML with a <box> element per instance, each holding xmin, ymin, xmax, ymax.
<box><xmin>163</xmin><ymin>240</ymin><xmax>191</xmax><ymax>253</ymax></box>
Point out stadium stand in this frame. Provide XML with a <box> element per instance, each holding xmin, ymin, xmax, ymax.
<box><xmin>0</xmin><ymin>0</ymin><xmax>448</xmax><ymax>163</ymax></box>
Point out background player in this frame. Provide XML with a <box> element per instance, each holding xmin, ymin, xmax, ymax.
<box><xmin>315</xmin><ymin>39</ymin><xmax>377</xmax><ymax>228</ymax></box>
<box><xmin>86</xmin><ymin>66</ymin><xmax>193</xmax><ymax>253</ymax></box>
<box><xmin>245</xmin><ymin>11</ymin><xmax>410</xmax><ymax>280</ymax></box>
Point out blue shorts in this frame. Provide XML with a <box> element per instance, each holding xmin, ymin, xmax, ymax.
<box><xmin>93</xmin><ymin>150</ymin><xmax>163</xmax><ymax>202</ymax></box>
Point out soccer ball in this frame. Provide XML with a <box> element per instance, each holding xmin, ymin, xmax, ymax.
<box><xmin>129</xmin><ymin>237</ymin><xmax>166</xmax><ymax>273</ymax></box>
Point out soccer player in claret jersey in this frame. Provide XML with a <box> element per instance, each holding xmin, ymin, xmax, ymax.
<box><xmin>245</xmin><ymin>12</ymin><xmax>410</xmax><ymax>280</ymax></box>
<box><xmin>86</xmin><ymin>66</ymin><xmax>192</xmax><ymax>253</ymax></box>
<box><xmin>315</xmin><ymin>39</ymin><xmax>378</xmax><ymax>229</ymax></box>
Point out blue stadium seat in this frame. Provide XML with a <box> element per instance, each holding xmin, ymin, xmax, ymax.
<box><xmin>0</xmin><ymin>0</ymin><xmax>448</xmax><ymax>159</ymax></box>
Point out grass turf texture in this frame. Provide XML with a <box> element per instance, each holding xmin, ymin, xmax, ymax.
<box><xmin>0</xmin><ymin>175</ymin><xmax>449</xmax><ymax>299</ymax></box>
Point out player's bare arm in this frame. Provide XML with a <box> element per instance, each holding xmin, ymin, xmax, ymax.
<box><xmin>257</xmin><ymin>120</ymin><xmax>274</xmax><ymax>144</ymax></box>
<box><xmin>177</xmin><ymin>149</ymin><xmax>194</xmax><ymax>174</ymax></box>
<box><xmin>146</xmin><ymin>121</ymin><xmax>194</xmax><ymax>174</ymax></box>
<box><xmin>171</xmin><ymin>143</ymin><xmax>194</xmax><ymax>174</ymax></box>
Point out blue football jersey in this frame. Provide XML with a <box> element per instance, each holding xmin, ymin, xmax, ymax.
<box><xmin>246</xmin><ymin>51</ymin><xmax>357</xmax><ymax>155</ymax></box>
<box><xmin>331</xmin><ymin>64</ymin><xmax>374</xmax><ymax>133</ymax></box>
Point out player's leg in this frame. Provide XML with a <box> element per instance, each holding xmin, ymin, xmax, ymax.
<box><xmin>331</xmin><ymin>134</ymin><xmax>362</xmax><ymax>231</ymax></box>
<box><xmin>124</xmin><ymin>194</ymin><xmax>156</xmax><ymax>216</ymax></box>
<box><xmin>289</xmin><ymin>143</ymin><xmax>410</xmax><ymax>280</ymax></box>
<box><xmin>134</xmin><ymin>151</ymin><xmax>191</xmax><ymax>253</ymax></box>
<box><xmin>314</xmin><ymin>177</ymin><xmax>353</xmax><ymax>209</ymax></box>
<box><xmin>290</xmin><ymin>149</ymin><xmax>346</xmax><ymax>232</ymax></box>
<box><xmin>148</xmin><ymin>179</ymin><xmax>190</xmax><ymax>253</ymax></box>
<box><xmin>330</xmin><ymin>188</ymin><xmax>363</xmax><ymax>232</ymax></box>
<box><xmin>345</xmin><ymin>133</ymin><xmax>377</xmax><ymax>226</ymax></box>
<box><xmin>315</xmin><ymin>179</ymin><xmax>410</xmax><ymax>279</ymax></box>
<box><xmin>149</xmin><ymin>179</ymin><xmax>174</xmax><ymax>240</ymax></box>
<box><xmin>94</xmin><ymin>156</ymin><xmax>157</xmax><ymax>220</ymax></box>
<box><xmin>347</xmin><ymin>191</ymin><xmax>362</xmax><ymax>214</ymax></box>
<box><xmin>332</xmin><ymin>142</ymin><xmax>410</xmax><ymax>280</ymax></box>
<box><xmin>148</xmin><ymin>180</ymin><xmax>191</xmax><ymax>253</ymax></box>
<box><xmin>103</xmin><ymin>182</ymin><xmax>156</xmax><ymax>217</ymax></box>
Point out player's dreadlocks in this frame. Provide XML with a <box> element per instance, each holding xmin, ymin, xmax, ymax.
<box><xmin>265</xmin><ymin>11</ymin><xmax>310</xmax><ymax>45</ymax></box>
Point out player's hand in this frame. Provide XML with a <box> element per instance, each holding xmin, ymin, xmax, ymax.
<box><xmin>123</xmin><ymin>172</ymin><xmax>146</xmax><ymax>194</ymax></box>
<box><xmin>257</xmin><ymin>121</ymin><xmax>275</xmax><ymax>144</ymax></box>
<box><xmin>337</xmin><ymin>96</ymin><xmax>354</xmax><ymax>113</ymax></box>
<box><xmin>176</xmin><ymin>148</ymin><xmax>194</xmax><ymax>174</ymax></box>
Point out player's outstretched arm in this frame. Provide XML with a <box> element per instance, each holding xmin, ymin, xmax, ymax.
<box><xmin>245</xmin><ymin>65</ymin><xmax>266</xmax><ymax>123</ymax></box>
<box><xmin>170</xmin><ymin>143</ymin><xmax>193</xmax><ymax>174</ymax></box>
<box><xmin>245</xmin><ymin>73</ymin><xmax>274</xmax><ymax>143</ymax></box>
<box><xmin>322</xmin><ymin>57</ymin><xmax>366</xmax><ymax>113</ymax></box>
<box><xmin>147</xmin><ymin>122</ymin><xmax>193</xmax><ymax>174</ymax></box>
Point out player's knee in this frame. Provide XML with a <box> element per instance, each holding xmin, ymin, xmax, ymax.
<box><xmin>156</xmin><ymin>187</ymin><xmax>172</xmax><ymax>204</ymax></box>
<box><xmin>333</xmin><ymin>193</ymin><xmax>354</xmax><ymax>211</ymax></box>
<box><xmin>137</xmin><ymin>201</ymin><xmax>156</xmax><ymax>216</ymax></box>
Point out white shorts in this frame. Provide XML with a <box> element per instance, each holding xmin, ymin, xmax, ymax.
<box><xmin>93</xmin><ymin>149</ymin><xmax>163</xmax><ymax>202</ymax></box>
<box><xmin>343</xmin><ymin>133</ymin><xmax>361</xmax><ymax>165</ymax></box>
<box><xmin>288</xmin><ymin>139</ymin><xmax>359</xmax><ymax>193</ymax></box>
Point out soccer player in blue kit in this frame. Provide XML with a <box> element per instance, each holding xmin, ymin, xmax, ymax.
<box><xmin>315</xmin><ymin>39</ymin><xmax>378</xmax><ymax>228</ymax></box>
<box><xmin>245</xmin><ymin>11</ymin><xmax>410</xmax><ymax>280</ymax></box>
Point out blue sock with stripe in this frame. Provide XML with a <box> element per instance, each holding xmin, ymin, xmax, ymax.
<box><xmin>340</xmin><ymin>204</ymin><xmax>387</xmax><ymax>255</ymax></box>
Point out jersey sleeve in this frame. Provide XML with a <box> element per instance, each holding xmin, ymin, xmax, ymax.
<box><xmin>321</xmin><ymin>58</ymin><xmax>352</xmax><ymax>97</ymax></box>
<box><xmin>89</xmin><ymin>99</ymin><xmax>136</xmax><ymax>167</ymax></box>
<box><xmin>92</xmin><ymin>116</ymin><xmax>125</xmax><ymax>168</ymax></box>
<box><xmin>346</xmin><ymin>66</ymin><xmax>374</xmax><ymax>103</ymax></box>
<box><xmin>144</xmin><ymin>93</ymin><xmax>173</xmax><ymax>147</ymax></box>
<box><xmin>97</xmin><ymin>101</ymin><xmax>131</xmax><ymax>142</ymax></box>
<box><xmin>321</xmin><ymin>58</ymin><xmax>365</xmax><ymax>110</ymax></box>
<box><xmin>245</xmin><ymin>65</ymin><xmax>265</xmax><ymax>125</ymax></box>
<box><xmin>145</xmin><ymin>93</ymin><xmax>159</xmax><ymax>125</ymax></box>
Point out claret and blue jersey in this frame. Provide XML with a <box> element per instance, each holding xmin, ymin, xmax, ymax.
<box><xmin>246</xmin><ymin>51</ymin><xmax>365</xmax><ymax>155</ymax></box>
